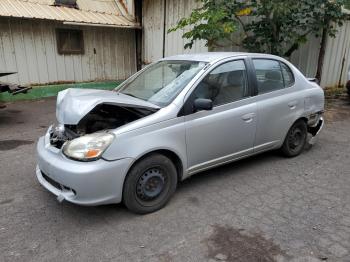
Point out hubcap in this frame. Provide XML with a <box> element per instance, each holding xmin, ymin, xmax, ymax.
<box><xmin>136</xmin><ymin>168</ymin><xmax>166</xmax><ymax>201</ymax></box>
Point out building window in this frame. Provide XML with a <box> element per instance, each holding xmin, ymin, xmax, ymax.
<box><xmin>54</xmin><ymin>0</ymin><xmax>77</xmax><ymax>8</ymax></box>
<box><xmin>56</xmin><ymin>29</ymin><xmax>84</xmax><ymax>55</ymax></box>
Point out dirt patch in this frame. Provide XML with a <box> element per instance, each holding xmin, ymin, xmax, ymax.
<box><xmin>206</xmin><ymin>225</ymin><xmax>287</xmax><ymax>262</ymax></box>
<box><xmin>324</xmin><ymin>98</ymin><xmax>350</xmax><ymax>122</ymax></box>
<box><xmin>0</xmin><ymin>140</ymin><xmax>33</xmax><ymax>151</ymax></box>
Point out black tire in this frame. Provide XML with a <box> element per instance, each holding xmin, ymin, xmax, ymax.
<box><xmin>123</xmin><ymin>154</ymin><xmax>177</xmax><ymax>214</ymax></box>
<box><xmin>281</xmin><ymin>120</ymin><xmax>307</xmax><ymax>157</ymax></box>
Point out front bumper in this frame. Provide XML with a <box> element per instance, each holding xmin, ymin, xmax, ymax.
<box><xmin>36</xmin><ymin>135</ymin><xmax>133</xmax><ymax>206</ymax></box>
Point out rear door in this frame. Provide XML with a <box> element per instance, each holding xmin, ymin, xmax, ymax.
<box><xmin>251</xmin><ymin>58</ymin><xmax>304</xmax><ymax>152</ymax></box>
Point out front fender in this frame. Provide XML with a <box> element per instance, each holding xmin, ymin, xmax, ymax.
<box><xmin>102</xmin><ymin>117</ymin><xmax>188</xmax><ymax>172</ymax></box>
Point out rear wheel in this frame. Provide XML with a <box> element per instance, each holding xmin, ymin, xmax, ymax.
<box><xmin>281</xmin><ymin>120</ymin><xmax>307</xmax><ymax>157</ymax></box>
<box><xmin>123</xmin><ymin>154</ymin><xmax>177</xmax><ymax>214</ymax></box>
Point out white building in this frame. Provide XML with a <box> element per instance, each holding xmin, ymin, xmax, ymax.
<box><xmin>0</xmin><ymin>0</ymin><xmax>139</xmax><ymax>85</ymax></box>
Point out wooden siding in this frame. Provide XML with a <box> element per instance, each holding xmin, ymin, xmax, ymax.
<box><xmin>0</xmin><ymin>18</ymin><xmax>137</xmax><ymax>85</ymax></box>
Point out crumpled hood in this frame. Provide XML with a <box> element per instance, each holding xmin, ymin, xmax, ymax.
<box><xmin>56</xmin><ymin>88</ymin><xmax>160</xmax><ymax>125</ymax></box>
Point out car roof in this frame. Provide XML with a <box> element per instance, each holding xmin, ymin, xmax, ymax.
<box><xmin>162</xmin><ymin>52</ymin><xmax>281</xmax><ymax>63</ymax></box>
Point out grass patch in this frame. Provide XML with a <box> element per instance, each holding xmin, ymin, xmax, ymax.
<box><xmin>0</xmin><ymin>81</ymin><xmax>122</xmax><ymax>102</ymax></box>
<box><xmin>324</xmin><ymin>85</ymin><xmax>347</xmax><ymax>99</ymax></box>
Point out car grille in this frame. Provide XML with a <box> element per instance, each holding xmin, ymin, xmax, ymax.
<box><xmin>41</xmin><ymin>172</ymin><xmax>76</xmax><ymax>194</ymax></box>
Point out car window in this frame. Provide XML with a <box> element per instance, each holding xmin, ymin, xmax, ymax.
<box><xmin>280</xmin><ymin>62</ymin><xmax>295</xmax><ymax>87</ymax></box>
<box><xmin>193</xmin><ymin>60</ymin><xmax>249</xmax><ymax>107</ymax></box>
<box><xmin>117</xmin><ymin>61</ymin><xmax>207</xmax><ymax>107</ymax></box>
<box><xmin>253</xmin><ymin>59</ymin><xmax>284</xmax><ymax>94</ymax></box>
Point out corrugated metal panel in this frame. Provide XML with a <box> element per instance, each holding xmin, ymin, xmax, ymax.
<box><xmin>0</xmin><ymin>18</ymin><xmax>137</xmax><ymax>85</ymax></box>
<box><xmin>142</xmin><ymin>0</ymin><xmax>207</xmax><ymax>65</ymax></box>
<box><xmin>213</xmin><ymin>35</ymin><xmax>320</xmax><ymax>79</ymax></box>
<box><xmin>142</xmin><ymin>0</ymin><xmax>349</xmax><ymax>87</ymax></box>
<box><xmin>9</xmin><ymin>0</ymin><xmax>130</xmax><ymax>16</ymax></box>
<box><xmin>142</xmin><ymin>0</ymin><xmax>164</xmax><ymax>64</ymax></box>
<box><xmin>321</xmin><ymin>21</ymin><xmax>350</xmax><ymax>88</ymax></box>
<box><xmin>164</xmin><ymin>0</ymin><xmax>207</xmax><ymax>57</ymax></box>
<box><xmin>290</xmin><ymin>35</ymin><xmax>321</xmax><ymax>78</ymax></box>
<box><xmin>0</xmin><ymin>0</ymin><xmax>139</xmax><ymax>28</ymax></box>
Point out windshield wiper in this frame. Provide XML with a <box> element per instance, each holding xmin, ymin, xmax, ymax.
<box><xmin>122</xmin><ymin>93</ymin><xmax>138</xmax><ymax>99</ymax></box>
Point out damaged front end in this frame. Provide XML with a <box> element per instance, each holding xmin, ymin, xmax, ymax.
<box><xmin>50</xmin><ymin>88</ymin><xmax>159</xmax><ymax>149</ymax></box>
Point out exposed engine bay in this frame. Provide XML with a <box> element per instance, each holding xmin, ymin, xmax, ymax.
<box><xmin>50</xmin><ymin>104</ymin><xmax>155</xmax><ymax>148</ymax></box>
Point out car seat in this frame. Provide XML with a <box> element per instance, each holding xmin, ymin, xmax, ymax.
<box><xmin>260</xmin><ymin>71</ymin><xmax>284</xmax><ymax>93</ymax></box>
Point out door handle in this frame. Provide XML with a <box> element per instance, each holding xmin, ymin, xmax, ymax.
<box><xmin>241</xmin><ymin>113</ymin><xmax>256</xmax><ymax>122</ymax></box>
<box><xmin>288</xmin><ymin>101</ymin><xmax>298</xmax><ymax>109</ymax></box>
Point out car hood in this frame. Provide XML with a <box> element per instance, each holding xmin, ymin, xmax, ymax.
<box><xmin>56</xmin><ymin>88</ymin><xmax>160</xmax><ymax>125</ymax></box>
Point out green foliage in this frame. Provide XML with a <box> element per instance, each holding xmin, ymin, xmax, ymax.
<box><xmin>169</xmin><ymin>0</ymin><xmax>347</xmax><ymax>57</ymax></box>
<box><xmin>168</xmin><ymin>0</ymin><xmax>245</xmax><ymax>49</ymax></box>
<box><xmin>345</xmin><ymin>0</ymin><xmax>350</xmax><ymax>9</ymax></box>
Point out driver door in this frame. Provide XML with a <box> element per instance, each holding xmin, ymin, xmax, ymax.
<box><xmin>183</xmin><ymin>59</ymin><xmax>257</xmax><ymax>174</ymax></box>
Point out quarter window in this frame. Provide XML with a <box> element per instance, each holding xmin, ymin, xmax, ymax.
<box><xmin>193</xmin><ymin>60</ymin><xmax>249</xmax><ymax>107</ymax></box>
<box><xmin>281</xmin><ymin>63</ymin><xmax>295</xmax><ymax>87</ymax></box>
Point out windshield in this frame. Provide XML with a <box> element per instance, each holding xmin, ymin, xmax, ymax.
<box><xmin>117</xmin><ymin>60</ymin><xmax>207</xmax><ymax>107</ymax></box>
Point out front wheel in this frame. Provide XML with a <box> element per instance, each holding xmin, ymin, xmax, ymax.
<box><xmin>281</xmin><ymin>120</ymin><xmax>307</xmax><ymax>157</ymax></box>
<box><xmin>123</xmin><ymin>154</ymin><xmax>177</xmax><ymax>214</ymax></box>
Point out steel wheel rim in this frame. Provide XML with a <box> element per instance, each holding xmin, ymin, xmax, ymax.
<box><xmin>136</xmin><ymin>167</ymin><xmax>167</xmax><ymax>202</ymax></box>
<box><xmin>288</xmin><ymin>127</ymin><xmax>303</xmax><ymax>151</ymax></box>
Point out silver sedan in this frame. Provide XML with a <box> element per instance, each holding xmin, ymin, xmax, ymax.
<box><xmin>36</xmin><ymin>52</ymin><xmax>324</xmax><ymax>214</ymax></box>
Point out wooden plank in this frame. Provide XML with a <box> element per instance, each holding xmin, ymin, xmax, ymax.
<box><xmin>72</xmin><ymin>54</ymin><xmax>83</xmax><ymax>82</ymax></box>
<box><xmin>91</xmin><ymin>28</ymin><xmax>98</xmax><ymax>81</ymax></box>
<box><xmin>22</xmin><ymin>20</ymin><xmax>40</xmax><ymax>84</ymax></box>
<box><xmin>42</xmin><ymin>21</ymin><xmax>60</xmax><ymax>83</ymax></box>
<box><xmin>81</xmin><ymin>28</ymin><xmax>92</xmax><ymax>81</ymax></box>
<box><xmin>32</xmin><ymin>21</ymin><xmax>49</xmax><ymax>84</ymax></box>
<box><xmin>95</xmin><ymin>29</ymin><xmax>104</xmax><ymax>80</ymax></box>
<box><xmin>64</xmin><ymin>54</ymin><xmax>75</xmax><ymax>81</ymax></box>
<box><xmin>115</xmin><ymin>28</ymin><xmax>122</xmax><ymax>79</ymax></box>
<box><xmin>0</xmin><ymin>19</ymin><xmax>10</xmax><ymax>83</ymax></box>
<box><xmin>1</xmin><ymin>19</ymin><xmax>20</xmax><ymax>84</ymax></box>
<box><xmin>110</xmin><ymin>29</ymin><xmax>117</xmax><ymax>80</ymax></box>
<box><xmin>103</xmin><ymin>28</ymin><xmax>112</xmax><ymax>79</ymax></box>
<box><xmin>10</xmin><ymin>20</ymin><xmax>29</xmax><ymax>85</ymax></box>
<box><xmin>39</xmin><ymin>21</ymin><xmax>58</xmax><ymax>83</ymax></box>
<box><xmin>2</xmin><ymin>20</ymin><xmax>20</xmax><ymax>84</ymax></box>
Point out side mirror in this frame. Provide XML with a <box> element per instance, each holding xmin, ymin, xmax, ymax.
<box><xmin>194</xmin><ymin>98</ymin><xmax>213</xmax><ymax>112</ymax></box>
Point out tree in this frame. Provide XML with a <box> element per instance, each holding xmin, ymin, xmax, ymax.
<box><xmin>169</xmin><ymin>0</ymin><xmax>347</xmax><ymax>80</ymax></box>
<box><xmin>345</xmin><ymin>0</ymin><xmax>350</xmax><ymax>9</ymax></box>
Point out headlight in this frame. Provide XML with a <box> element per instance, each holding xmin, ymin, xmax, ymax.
<box><xmin>63</xmin><ymin>133</ymin><xmax>115</xmax><ymax>161</ymax></box>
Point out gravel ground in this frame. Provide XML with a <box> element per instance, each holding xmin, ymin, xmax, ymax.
<box><xmin>0</xmin><ymin>97</ymin><xmax>350</xmax><ymax>262</ymax></box>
